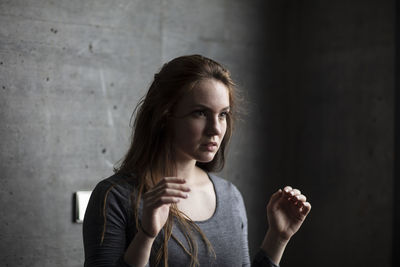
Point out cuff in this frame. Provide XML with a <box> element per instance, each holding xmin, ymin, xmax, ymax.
<box><xmin>253</xmin><ymin>249</ymin><xmax>280</xmax><ymax>267</ymax></box>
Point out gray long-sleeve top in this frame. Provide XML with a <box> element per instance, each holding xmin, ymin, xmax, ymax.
<box><xmin>83</xmin><ymin>172</ymin><xmax>278</xmax><ymax>267</ymax></box>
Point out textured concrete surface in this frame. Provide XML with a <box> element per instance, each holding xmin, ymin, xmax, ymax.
<box><xmin>0</xmin><ymin>0</ymin><xmax>271</xmax><ymax>266</ymax></box>
<box><xmin>0</xmin><ymin>0</ymin><xmax>395</xmax><ymax>266</ymax></box>
<box><xmin>267</xmin><ymin>0</ymin><xmax>395</xmax><ymax>266</ymax></box>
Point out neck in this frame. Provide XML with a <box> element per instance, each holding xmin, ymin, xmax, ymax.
<box><xmin>175</xmin><ymin>159</ymin><xmax>198</xmax><ymax>181</ymax></box>
<box><xmin>174</xmin><ymin>155</ymin><xmax>208</xmax><ymax>186</ymax></box>
<box><xmin>175</xmin><ymin>161</ymin><xmax>209</xmax><ymax>187</ymax></box>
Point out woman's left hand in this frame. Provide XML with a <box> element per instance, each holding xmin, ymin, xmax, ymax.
<box><xmin>266</xmin><ymin>186</ymin><xmax>311</xmax><ymax>242</ymax></box>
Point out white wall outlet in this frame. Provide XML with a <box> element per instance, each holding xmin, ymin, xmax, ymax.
<box><xmin>74</xmin><ymin>191</ymin><xmax>92</xmax><ymax>223</ymax></box>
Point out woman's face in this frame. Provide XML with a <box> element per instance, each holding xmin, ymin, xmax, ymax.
<box><xmin>170</xmin><ymin>78</ymin><xmax>230</xmax><ymax>164</ymax></box>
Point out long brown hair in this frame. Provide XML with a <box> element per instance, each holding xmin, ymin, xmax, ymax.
<box><xmin>115</xmin><ymin>55</ymin><xmax>238</xmax><ymax>266</ymax></box>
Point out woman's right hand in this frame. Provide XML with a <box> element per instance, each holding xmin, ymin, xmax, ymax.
<box><xmin>141</xmin><ymin>177</ymin><xmax>191</xmax><ymax>238</ymax></box>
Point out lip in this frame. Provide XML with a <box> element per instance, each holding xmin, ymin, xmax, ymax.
<box><xmin>201</xmin><ymin>142</ymin><xmax>218</xmax><ymax>151</ymax></box>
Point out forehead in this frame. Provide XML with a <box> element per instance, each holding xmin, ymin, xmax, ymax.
<box><xmin>176</xmin><ymin>79</ymin><xmax>230</xmax><ymax>110</ymax></box>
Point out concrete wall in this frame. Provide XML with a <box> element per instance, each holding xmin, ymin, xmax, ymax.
<box><xmin>0</xmin><ymin>0</ymin><xmax>395</xmax><ymax>266</ymax></box>
<box><xmin>269</xmin><ymin>0</ymin><xmax>395</xmax><ymax>266</ymax></box>
<box><xmin>0</xmin><ymin>0</ymin><xmax>271</xmax><ymax>266</ymax></box>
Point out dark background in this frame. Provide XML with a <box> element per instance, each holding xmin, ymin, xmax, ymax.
<box><xmin>0</xmin><ymin>0</ymin><xmax>396</xmax><ymax>266</ymax></box>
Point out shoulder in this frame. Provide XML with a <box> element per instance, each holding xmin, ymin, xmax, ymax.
<box><xmin>83</xmin><ymin>173</ymin><xmax>139</xmax><ymax>260</ymax></box>
<box><xmin>91</xmin><ymin>173</ymin><xmax>137</xmax><ymax>200</ymax></box>
<box><xmin>87</xmin><ymin>173</ymin><xmax>138</xmax><ymax>219</ymax></box>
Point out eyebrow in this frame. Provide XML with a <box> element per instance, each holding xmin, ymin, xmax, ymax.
<box><xmin>191</xmin><ymin>104</ymin><xmax>230</xmax><ymax>112</ymax></box>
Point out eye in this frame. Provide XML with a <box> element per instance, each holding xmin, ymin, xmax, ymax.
<box><xmin>192</xmin><ymin>110</ymin><xmax>207</xmax><ymax>117</ymax></box>
<box><xmin>219</xmin><ymin>111</ymin><xmax>229</xmax><ymax>119</ymax></box>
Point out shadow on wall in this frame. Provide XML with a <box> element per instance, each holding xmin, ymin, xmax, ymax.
<box><xmin>0</xmin><ymin>0</ymin><xmax>397</xmax><ymax>266</ymax></box>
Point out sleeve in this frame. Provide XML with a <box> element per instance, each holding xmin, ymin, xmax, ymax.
<box><xmin>83</xmin><ymin>181</ymin><xmax>137</xmax><ymax>267</ymax></box>
<box><xmin>231</xmin><ymin>185</ymin><xmax>279</xmax><ymax>267</ymax></box>
<box><xmin>252</xmin><ymin>250</ymin><xmax>279</xmax><ymax>267</ymax></box>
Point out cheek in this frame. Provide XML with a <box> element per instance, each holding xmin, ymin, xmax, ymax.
<box><xmin>221</xmin><ymin>121</ymin><xmax>228</xmax><ymax>136</ymax></box>
<box><xmin>186</xmin><ymin>120</ymin><xmax>206</xmax><ymax>138</ymax></box>
<box><xmin>173</xmin><ymin>120</ymin><xmax>205</xmax><ymax>141</ymax></box>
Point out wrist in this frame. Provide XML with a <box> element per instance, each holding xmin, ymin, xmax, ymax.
<box><xmin>264</xmin><ymin>229</ymin><xmax>290</xmax><ymax>245</ymax></box>
<box><xmin>138</xmin><ymin>227</ymin><xmax>157</xmax><ymax>241</ymax></box>
<box><xmin>124</xmin><ymin>226</ymin><xmax>155</xmax><ymax>266</ymax></box>
<box><xmin>138</xmin><ymin>222</ymin><xmax>157</xmax><ymax>239</ymax></box>
<box><xmin>260</xmin><ymin>230</ymin><xmax>289</xmax><ymax>266</ymax></box>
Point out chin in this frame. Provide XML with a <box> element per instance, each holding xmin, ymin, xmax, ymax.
<box><xmin>197</xmin><ymin>158</ymin><xmax>214</xmax><ymax>163</ymax></box>
<box><xmin>195</xmin><ymin>153</ymin><xmax>217</xmax><ymax>163</ymax></box>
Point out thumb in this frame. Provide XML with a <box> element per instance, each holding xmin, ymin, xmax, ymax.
<box><xmin>267</xmin><ymin>189</ymin><xmax>283</xmax><ymax>209</ymax></box>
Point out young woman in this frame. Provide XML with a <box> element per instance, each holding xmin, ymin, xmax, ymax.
<box><xmin>83</xmin><ymin>55</ymin><xmax>311</xmax><ymax>267</ymax></box>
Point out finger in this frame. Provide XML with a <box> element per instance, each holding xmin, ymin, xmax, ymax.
<box><xmin>162</xmin><ymin>177</ymin><xmax>187</xmax><ymax>183</ymax></box>
<box><xmin>289</xmin><ymin>195</ymin><xmax>306</xmax><ymax>209</ymax></box>
<box><xmin>267</xmin><ymin>189</ymin><xmax>283</xmax><ymax>211</ymax></box>
<box><xmin>282</xmin><ymin>189</ymin><xmax>294</xmax><ymax>201</ymax></box>
<box><xmin>270</xmin><ymin>189</ymin><xmax>283</xmax><ymax>202</ymax></box>
<box><xmin>145</xmin><ymin>178</ymin><xmax>190</xmax><ymax>196</ymax></box>
<box><xmin>285</xmin><ymin>188</ymin><xmax>300</xmax><ymax>198</ymax></box>
<box><xmin>283</xmin><ymin>186</ymin><xmax>293</xmax><ymax>193</ymax></box>
<box><xmin>151</xmin><ymin>182</ymin><xmax>191</xmax><ymax>196</ymax></box>
<box><xmin>280</xmin><ymin>192</ymin><xmax>302</xmax><ymax>211</ymax></box>
<box><xmin>293</xmin><ymin>194</ymin><xmax>307</xmax><ymax>205</ymax></box>
<box><xmin>151</xmin><ymin>196</ymin><xmax>182</xmax><ymax>207</ymax></box>
<box><xmin>284</xmin><ymin>188</ymin><xmax>301</xmax><ymax>203</ymax></box>
<box><xmin>291</xmin><ymin>189</ymin><xmax>301</xmax><ymax>196</ymax></box>
<box><xmin>149</xmin><ymin>182</ymin><xmax>191</xmax><ymax>199</ymax></box>
<box><xmin>159</xmin><ymin>188</ymin><xmax>189</xmax><ymax>198</ymax></box>
<box><xmin>157</xmin><ymin>177</ymin><xmax>187</xmax><ymax>187</ymax></box>
<box><xmin>300</xmin><ymin>202</ymin><xmax>312</xmax><ymax>216</ymax></box>
<box><xmin>147</xmin><ymin>188</ymin><xmax>189</xmax><ymax>203</ymax></box>
<box><xmin>290</xmin><ymin>190</ymin><xmax>307</xmax><ymax>206</ymax></box>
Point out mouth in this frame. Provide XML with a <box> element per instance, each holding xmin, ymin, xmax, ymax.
<box><xmin>201</xmin><ymin>142</ymin><xmax>218</xmax><ymax>151</ymax></box>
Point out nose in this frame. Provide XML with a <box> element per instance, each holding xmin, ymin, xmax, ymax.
<box><xmin>206</xmin><ymin>115</ymin><xmax>223</xmax><ymax>136</ymax></box>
